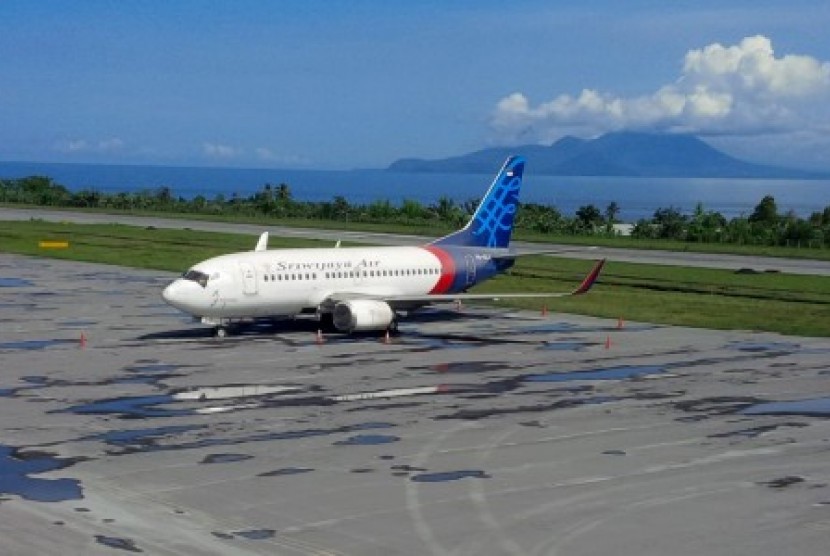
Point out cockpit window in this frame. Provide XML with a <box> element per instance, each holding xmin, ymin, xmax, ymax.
<box><xmin>183</xmin><ymin>269</ymin><xmax>209</xmax><ymax>288</ymax></box>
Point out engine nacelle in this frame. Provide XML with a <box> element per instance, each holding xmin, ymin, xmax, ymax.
<box><xmin>332</xmin><ymin>300</ymin><xmax>395</xmax><ymax>332</ymax></box>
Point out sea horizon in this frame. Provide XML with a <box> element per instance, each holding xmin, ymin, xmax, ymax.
<box><xmin>2</xmin><ymin>159</ymin><xmax>829</xmax><ymax>223</ymax></box>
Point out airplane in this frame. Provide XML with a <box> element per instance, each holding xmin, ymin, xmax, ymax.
<box><xmin>161</xmin><ymin>156</ymin><xmax>606</xmax><ymax>337</ymax></box>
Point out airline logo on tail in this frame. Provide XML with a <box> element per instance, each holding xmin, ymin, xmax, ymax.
<box><xmin>432</xmin><ymin>156</ymin><xmax>524</xmax><ymax>249</ymax></box>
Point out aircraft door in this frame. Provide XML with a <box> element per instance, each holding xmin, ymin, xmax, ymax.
<box><xmin>353</xmin><ymin>261</ymin><xmax>367</xmax><ymax>286</ymax></box>
<box><xmin>239</xmin><ymin>262</ymin><xmax>258</xmax><ymax>295</ymax></box>
<box><xmin>465</xmin><ymin>255</ymin><xmax>476</xmax><ymax>287</ymax></box>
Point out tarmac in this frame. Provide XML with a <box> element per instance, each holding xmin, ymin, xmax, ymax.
<box><xmin>1</xmin><ymin>252</ymin><xmax>829</xmax><ymax>555</ymax></box>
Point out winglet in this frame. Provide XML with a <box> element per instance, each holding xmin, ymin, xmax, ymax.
<box><xmin>254</xmin><ymin>232</ymin><xmax>269</xmax><ymax>252</ymax></box>
<box><xmin>572</xmin><ymin>259</ymin><xmax>606</xmax><ymax>295</ymax></box>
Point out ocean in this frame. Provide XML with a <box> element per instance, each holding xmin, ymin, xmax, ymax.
<box><xmin>2</xmin><ymin>161</ymin><xmax>829</xmax><ymax>222</ymax></box>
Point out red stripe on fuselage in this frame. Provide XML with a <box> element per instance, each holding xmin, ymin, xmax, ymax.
<box><xmin>422</xmin><ymin>246</ymin><xmax>456</xmax><ymax>294</ymax></box>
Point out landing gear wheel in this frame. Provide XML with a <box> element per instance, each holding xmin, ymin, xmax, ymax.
<box><xmin>215</xmin><ymin>327</ymin><xmax>228</xmax><ymax>338</ymax></box>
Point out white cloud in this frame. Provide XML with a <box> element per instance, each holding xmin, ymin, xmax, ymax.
<box><xmin>203</xmin><ymin>142</ymin><xmax>242</xmax><ymax>159</ymax></box>
<box><xmin>491</xmin><ymin>35</ymin><xmax>830</xmax><ymax>142</ymax></box>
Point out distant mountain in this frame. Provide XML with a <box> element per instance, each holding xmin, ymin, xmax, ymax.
<box><xmin>388</xmin><ymin>132</ymin><xmax>825</xmax><ymax>179</ymax></box>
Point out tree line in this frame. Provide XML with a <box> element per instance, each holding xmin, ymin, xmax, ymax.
<box><xmin>2</xmin><ymin>175</ymin><xmax>829</xmax><ymax>248</ymax></box>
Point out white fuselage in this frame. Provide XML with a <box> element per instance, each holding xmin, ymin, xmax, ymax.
<box><xmin>162</xmin><ymin>245</ymin><xmax>451</xmax><ymax>319</ymax></box>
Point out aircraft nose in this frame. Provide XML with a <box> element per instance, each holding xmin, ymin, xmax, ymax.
<box><xmin>162</xmin><ymin>279</ymin><xmax>196</xmax><ymax>312</ymax></box>
<box><xmin>162</xmin><ymin>281</ymin><xmax>179</xmax><ymax>305</ymax></box>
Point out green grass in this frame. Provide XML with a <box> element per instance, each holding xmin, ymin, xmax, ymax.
<box><xmin>0</xmin><ymin>220</ymin><xmax>332</xmax><ymax>272</ymax></box>
<box><xmin>2</xmin><ymin>219</ymin><xmax>829</xmax><ymax>336</ymax></box>
<box><xmin>478</xmin><ymin>257</ymin><xmax>830</xmax><ymax>337</ymax></box>
<box><xmin>5</xmin><ymin>202</ymin><xmax>829</xmax><ymax>261</ymax></box>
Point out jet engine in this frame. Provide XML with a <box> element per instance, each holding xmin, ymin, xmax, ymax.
<box><xmin>332</xmin><ymin>300</ymin><xmax>395</xmax><ymax>332</ymax></box>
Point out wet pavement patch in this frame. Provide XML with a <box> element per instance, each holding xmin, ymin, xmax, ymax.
<box><xmin>427</xmin><ymin>361</ymin><xmax>509</xmax><ymax>374</ymax></box>
<box><xmin>212</xmin><ymin>532</ymin><xmax>234</xmax><ymax>540</ymax></box>
<box><xmin>526</xmin><ymin>365</ymin><xmax>666</xmax><ymax>383</ymax></box>
<box><xmin>59</xmin><ymin>319</ymin><xmax>99</xmax><ymax>328</ymax></box>
<box><xmin>232</xmin><ymin>529</ymin><xmax>276</xmax><ymax>540</ymax></box>
<box><xmin>437</xmin><ymin>395</ymin><xmax>620</xmax><ymax>420</ymax></box>
<box><xmin>88</xmin><ymin>422</ymin><xmax>397</xmax><ymax>455</ymax></box>
<box><xmin>710</xmin><ymin>422</ymin><xmax>809</xmax><ymax>439</ymax></box>
<box><xmin>759</xmin><ymin>476</ymin><xmax>805</xmax><ymax>489</ymax></box>
<box><xmin>124</xmin><ymin>363</ymin><xmax>182</xmax><ymax>374</ymax></box>
<box><xmin>728</xmin><ymin>341</ymin><xmax>800</xmax><ymax>353</ymax></box>
<box><xmin>94</xmin><ymin>535</ymin><xmax>143</xmax><ymax>553</ymax></box>
<box><xmin>200</xmin><ymin>453</ymin><xmax>253</xmax><ymax>464</ymax></box>
<box><xmin>258</xmin><ymin>467</ymin><xmax>313</xmax><ymax>477</ymax></box>
<box><xmin>0</xmin><ymin>277</ymin><xmax>34</xmax><ymax>287</ymax></box>
<box><xmin>84</xmin><ymin>425</ymin><xmax>207</xmax><ymax>452</ymax></box>
<box><xmin>411</xmin><ymin>470</ymin><xmax>490</xmax><ymax>482</ymax></box>
<box><xmin>675</xmin><ymin>396</ymin><xmax>763</xmax><ymax>416</ymax></box>
<box><xmin>539</xmin><ymin>341</ymin><xmax>591</xmax><ymax>351</ymax></box>
<box><xmin>0</xmin><ymin>445</ymin><xmax>83</xmax><ymax>502</ymax></box>
<box><xmin>742</xmin><ymin>398</ymin><xmax>830</xmax><ymax>417</ymax></box>
<box><xmin>61</xmin><ymin>394</ymin><xmax>193</xmax><ymax>419</ymax></box>
<box><xmin>335</xmin><ymin>434</ymin><xmax>400</xmax><ymax>446</ymax></box>
<box><xmin>0</xmin><ymin>339</ymin><xmax>76</xmax><ymax>351</ymax></box>
<box><xmin>390</xmin><ymin>464</ymin><xmax>427</xmax><ymax>476</ymax></box>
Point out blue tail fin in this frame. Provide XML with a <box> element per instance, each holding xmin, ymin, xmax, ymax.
<box><xmin>431</xmin><ymin>156</ymin><xmax>525</xmax><ymax>248</ymax></box>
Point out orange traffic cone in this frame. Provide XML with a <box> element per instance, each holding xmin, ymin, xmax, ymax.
<box><xmin>383</xmin><ymin>329</ymin><xmax>391</xmax><ymax>344</ymax></box>
<box><xmin>541</xmin><ymin>305</ymin><xmax>548</xmax><ymax>317</ymax></box>
<box><xmin>604</xmin><ymin>335</ymin><xmax>612</xmax><ymax>350</ymax></box>
<box><xmin>316</xmin><ymin>329</ymin><xmax>324</xmax><ymax>345</ymax></box>
<box><xmin>617</xmin><ymin>316</ymin><xmax>625</xmax><ymax>330</ymax></box>
<box><xmin>79</xmin><ymin>332</ymin><xmax>87</xmax><ymax>349</ymax></box>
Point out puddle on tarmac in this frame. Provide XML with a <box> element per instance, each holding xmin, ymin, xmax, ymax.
<box><xmin>426</xmin><ymin>361</ymin><xmax>510</xmax><ymax>374</ymax></box>
<box><xmin>201</xmin><ymin>453</ymin><xmax>253</xmax><ymax>464</ymax></box>
<box><xmin>83</xmin><ymin>425</ymin><xmax>207</xmax><ymax>450</ymax></box>
<box><xmin>742</xmin><ymin>397</ymin><xmax>830</xmax><ymax>417</ymax></box>
<box><xmin>676</xmin><ymin>396</ymin><xmax>763</xmax><ymax>416</ymax></box>
<box><xmin>0</xmin><ymin>339</ymin><xmax>76</xmax><ymax>351</ymax></box>
<box><xmin>59</xmin><ymin>320</ymin><xmax>98</xmax><ymax>328</ymax></box>
<box><xmin>258</xmin><ymin>467</ymin><xmax>314</xmax><ymax>477</ymax></box>
<box><xmin>520</xmin><ymin>322</ymin><xmax>581</xmax><ymax>333</ymax></box>
<box><xmin>232</xmin><ymin>529</ymin><xmax>276</xmax><ymax>540</ymax></box>
<box><xmin>538</xmin><ymin>341</ymin><xmax>591</xmax><ymax>351</ymax></box>
<box><xmin>125</xmin><ymin>363</ymin><xmax>182</xmax><ymax>374</ymax></box>
<box><xmin>334</xmin><ymin>434</ymin><xmax>400</xmax><ymax>446</ymax></box>
<box><xmin>94</xmin><ymin>535</ymin><xmax>142</xmax><ymax>553</ymax></box>
<box><xmin>437</xmin><ymin>395</ymin><xmax>621</xmax><ymax>420</ymax></box>
<box><xmin>62</xmin><ymin>394</ymin><xmax>194</xmax><ymax>419</ymax></box>
<box><xmin>759</xmin><ymin>476</ymin><xmax>805</xmax><ymax>489</ymax></box>
<box><xmin>411</xmin><ymin>470</ymin><xmax>490</xmax><ymax>482</ymax></box>
<box><xmin>0</xmin><ymin>278</ymin><xmax>34</xmax><ymax>287</ymax></box>
<box><xmin>526</xmin><ymin>365</ymin><xmax>666</xmax><ymax>382</ymax></box>
<box><xmin>0</xmin><ymin>445</ymin><xmax>83</xmax><ymax>502</ymax></box>
<box><xmin>710</xmin><ymin>422</ymin><xmax>809</xmax><ymax>438</ymax></box>
<box><xmin>106</xmin><ymin>422</ymin><xmax>396</xmax><ymax>454</ymax></box>
<box><xmin>728</xmin><ymin>341</ymin><xmax>800</xmax><ymax>353</ymax></box>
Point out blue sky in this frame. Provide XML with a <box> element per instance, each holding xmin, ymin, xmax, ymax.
<box><xmin>2</xmin><ymin>0</ymin><xmax>829</xmax><ymax>170</ymax></box>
